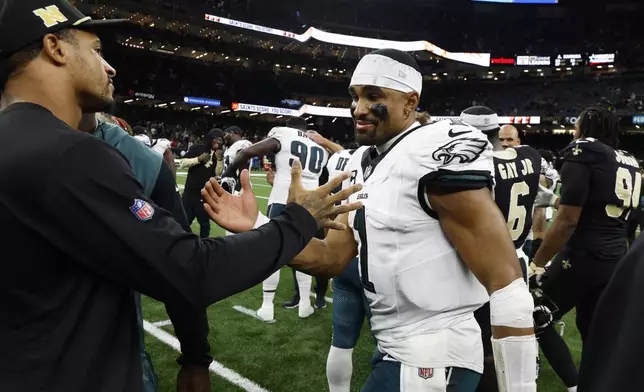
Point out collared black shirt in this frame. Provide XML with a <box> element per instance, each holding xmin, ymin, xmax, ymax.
<box><xmin>0</xmin><ymin>103</ymin><xmax>318</xmax><ymax>392</ymax></box>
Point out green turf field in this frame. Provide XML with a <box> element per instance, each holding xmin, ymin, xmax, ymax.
<box><xmin>140</xmin><ymin>171</ymin><xmax>582</xmax><ymax>391</ymax></box>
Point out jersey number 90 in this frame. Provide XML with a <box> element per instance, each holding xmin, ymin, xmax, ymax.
<box><xmin>606</xmin><ymin>168</ymin><xmax>642</xmax><ymax>219</ymax></box>
<box><xmin>289</xmin><ymin>141</ymin><xmax>324</xmax><ymax>174</ymax></box>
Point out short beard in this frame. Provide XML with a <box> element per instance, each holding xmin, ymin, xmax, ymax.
<box><xmin>80</xmin><ymin>92</ymin><xmax>114</xmax><ymax>115</ymax></box>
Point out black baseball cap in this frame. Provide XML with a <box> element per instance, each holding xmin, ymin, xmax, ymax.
<box><xmin>0</xmin><ymin>0</ymin><xmax>128</xmax><ymax>58</ymax></box>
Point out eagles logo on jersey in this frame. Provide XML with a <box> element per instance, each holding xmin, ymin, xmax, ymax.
<box><xmin>432</xmin><ymin>137</ymin><xmax>488</xmax><ymax>165</ymax></box>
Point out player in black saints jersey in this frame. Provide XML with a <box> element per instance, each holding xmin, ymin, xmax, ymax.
<box><xmin>460</xmin><ymin>106</ymin><xmax>543</xmax><ymax>392</ymax></box>
<box><xmin>531</xmin><ymin>107</ymin><xmax>641</xmax><ymax>392</ymax></box>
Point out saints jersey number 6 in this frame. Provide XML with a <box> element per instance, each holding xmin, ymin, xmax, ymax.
<box><xmin>507</xmin><ymin>181</ymin><xmax>531</xmax><ymax>241</ymax></box>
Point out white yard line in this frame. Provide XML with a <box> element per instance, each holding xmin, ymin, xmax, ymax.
<box><xmin>143</xmin><ymin>321</ymin><xmax>271</xmax><ymax>392</ymax></box>
<box><xmin>310</xmin><ymin>293</ymin><xmax>333</xmax><ymax>303</ymax></box>
<box><xmin>232</xmin><ymin>305</ymin><xmax>275</xmax><ymax>323</ymax></box>
<box><xmin>152</xmin><ymin>319</ymin><xmax>172</xmax><ymax>327</ymax></box>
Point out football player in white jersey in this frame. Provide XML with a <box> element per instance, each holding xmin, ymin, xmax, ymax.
<box><xmin>220</xmin><ymin>126</ymin><xmax>252</xmax><ymax>193</ymax></box>
<box><xmin>308</xmin><ymin>130</ymin><xmax>371</xmax><ymax>392</ymax></box>
<box><xmin>222</xmin><ymin>117</ymin><xmax>329</xmax><ymax>321</ymax></box>
<box><xmin>206</xmin><ymin>49</ymin><xmax>537</xmax><ymax>391</ymax></box>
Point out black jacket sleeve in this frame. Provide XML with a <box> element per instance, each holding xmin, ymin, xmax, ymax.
<box><xmin>44</xmin><ymin>138</ymin><xmax>318</xmax><ymax>309</ymax></box>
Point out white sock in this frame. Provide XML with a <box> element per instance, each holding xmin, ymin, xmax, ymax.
<box><xmin>568</xmin><ymin>387</ymin><xmax>577</xmax><ymax>392</ymax></box>
<box><xmin>326</xmin><ymin>346</ymin><xmax>353</xmax><ymax>392</ymax></box>
<box><xmin>296</xmin><ymin>271</ymin><xmax>312</xmax><ymax>309</ymax></box>
<box><xmin>261</xmin><ymin>270</ymin><xmax>280</xmax><ymax>308</ymax></box>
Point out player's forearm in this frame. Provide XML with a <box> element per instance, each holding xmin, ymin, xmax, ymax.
<box><xmin>532</xmin><ymin>213</ymin><xmax>577</xmax><ymax>268</ymax></box>
<box><xmin>291</xmin><ymin>238</ymin><xmax>352</xmax><ymax>279</ymax></box>
<box><xmin>320</xmin><ymin>139</ymin><xmax>345</xmax><ymax>154</ymax></box>
<box><xmin>221</xmin><ymin>152</ymin><xmax>251</xmax><ymax>178</ymax></box>
<box><xmin>532</xmin><ymin>208</ymin><xmax>547</xmax><ymax>239</ymax></box>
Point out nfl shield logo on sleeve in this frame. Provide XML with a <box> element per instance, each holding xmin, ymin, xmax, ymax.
<box><xmin>130</xmin><ymin>199</ymin><xmax>155</xmax><ymax>222</ymax></box>
<box><xmin>418</xmin><ymin>368</ymin><xmax>434</xmax><ymax>379</ymax></box>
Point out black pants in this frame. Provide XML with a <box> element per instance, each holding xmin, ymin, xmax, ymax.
<box><xmin>541</xmin><ymin>247</ymin><xmax>617</xmax><ymax>340</ymax></box>
<box><xmin>182</xmin><ymin>192</ymin><xmax>210</xmax><ymax>238</ymax></box>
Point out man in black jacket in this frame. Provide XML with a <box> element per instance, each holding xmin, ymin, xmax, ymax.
<box><xmin>179</xmin><ymin>129</ymin><xmax>225</xmax><ymax>238</ymax></box>
<box><xmin>0</xmin><ymin>1</ymin><xmax>363</xmax><ymax>391</ymax></box>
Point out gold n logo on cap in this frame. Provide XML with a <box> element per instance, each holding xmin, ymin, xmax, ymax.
<box><xmin>33</xmin><ymin>5</ymin><xmax>69</xmax><ymax>28</ymax></box>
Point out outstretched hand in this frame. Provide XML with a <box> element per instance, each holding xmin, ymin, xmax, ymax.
<box><xmin>201</xmin><ymin>169</ymin><xmax>259</xmax><ymax>233</ymax></box>
<box><xmin>287</xmin><ymin>159</ymin><xmax>363</xmax><ymax>230</ymax></box>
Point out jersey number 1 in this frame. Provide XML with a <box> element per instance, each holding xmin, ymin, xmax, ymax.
<box><xmin>289</xmin><ymin>141</ymin><xmax>324</xmax><ymax>174</ymax></box>
<box><xmin>353</xmin><ymin>206</ymin><xmax>376</xmax><ymax>293</ymax></box>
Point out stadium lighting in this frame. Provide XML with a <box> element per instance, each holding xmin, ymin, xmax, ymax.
<box><xmin>443</xmin><ymin>73</ymin><xmax>448</xmax><ymax>76</ymax></box>
<box><xmin>124</xmin><ymin>99</ymin><xmax>134</xmax><ymax>103</ymax></box>
<box><xmin>157</xmin><ymin>103</ymin><xmax>167</xmax><ymax>107</ymax></box>
<box><xmin>500</xmin><ymin>71</ymin><xmax>505</xmax><ymax>74</ymax></box>
<box><xmin>566</xmin><ymin>67</ymin><xmax>572</xmax><ymax>71</ymax></box>
<box><xmin>637</xmin><ymin>125</ymin><xmax>641</xmax><ymax>129</ymax></box>
<box><xmin>608</xmin><ymin>65</ymin><xmax>614</xmax><ymax>68</ymax></box>
<box><xmin>270</xmin><ymin>46</ymin><xmax>274</xmax><ymax>49</ymax></box>
<box><xmin>597</xmin><ymin>65</ymin><xmax>603</xmax><ymax>69</ymax></box>
<box><xmin>313</xmin><ymin>68</ymin><xmax>317</xmax><ymax>71</ymax></box>
<box><xmin>192</xmin><ymin>50</ymin><xmax>196</xmax><ymax>54</ymax></box>
<box><xmin>327</xmin><ymin>103</ymin><xmax>331</xmax><ymax>107</ymax></box>
<box><xmin>225</xmin><ymin>56</ymin><xmax>229</xmax><ymax>59</ymax></box>
<box><xmin>488</xmin><ymin>71</ymin><xmax>493</xmax><ymax>74</ymax></box>
<box><xmin>220</xmin><ymin>110</ymin><xmax>231</xmax><ymax>114</ymax></box>
<box><xmin>170</xmin><ymin>102</ymin><xmax>176</xmax><ymax>105</ymax></box>
<box><xmin>237</xmin><ymin>58</ymin><xmax>241</xmax><ymax>62</ymax></box>
<box><xmin>527</xmin><ymin>125</ymin><xmax>532</xmax><ymax>128</ymax></box>
<box><xmin>524</xmin><ymin>70</ymin><xmax>529</xmax><ymax>73</ymax></box>
<box><xmin>332</xmin><ymin>118</ymin><xmax>337</xmax><ymax>123</ymax></box>
<box><xmin>537</xmin><ymin>69</ymin><xmax>542</xmax><ymax>72</ymax></box>
<box><xmin>432</xmin><ymin>73</ymin><xmax>437</xmax><ymax>76</ymax></box>
<box><xmin>556</xmin><ymin>68</ymin><xmax>561</xmax><ymax>71</ymax></box>
<box><xmin>302</xmin><ymin>67</ymin><xmax>306</xmax><ymax>70</ymax></box>
<box><xmin>560</xmin><ymin>125</ymin><xmax>565</xmax><ymax>128</ymax></box>
<box><xmin>494</xmin><ymin>77</ymin><xmax>498</xmax><ymax>81</ymax></box>
<box><xmin>275</xmin><ymin>64</ymin><xmax>280</xmax><ymax>67</ymax></box>
<box><xmin>191</xmin><ymin>107</ymin><xmax>201</xmax><ymax>111</ymax></box>
<box><xmin>276</xmin><ymin>115</ymin><xmax>283</xmax><ymax>119</ymax></box>
<box><xmin>287</xmin><ymin>65</ymin><xmax>291</xmax><ymax>68</ymax></box>
<box><xmin>328</xmin><ymin>70</ymin><xmax>333</xmax><ymax>73</ymax></box>
<box><xmin>249</xmin><ymin>113</ymin><xmax>259</xmax><ymax>116</ymax></box>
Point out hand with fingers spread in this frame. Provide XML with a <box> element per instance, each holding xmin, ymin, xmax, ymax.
<box><xmin>201</xmin><ymin>169</ymin><xmax>259</xmax><ymax>233</ymax></box>
<box><xmin>287</xmin><ymin>159</ymin><xmax>363</xmax><ymax>230</ymax></box>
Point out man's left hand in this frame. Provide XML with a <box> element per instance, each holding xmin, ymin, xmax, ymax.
<box><xmin>177</xmin><ymin>365</ymin><xmax>211</xmax><ymax>392</ymax></box>
<box><xmin>201</xmin><ymin>169</ymin><xmax>259</xmax><ymax>233</ymax></box>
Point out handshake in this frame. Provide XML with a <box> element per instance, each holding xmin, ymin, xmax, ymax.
<box><xmin>204</xmin><ymin>159</ymin><xmax>363</xmax><ymax>232</ymax></box>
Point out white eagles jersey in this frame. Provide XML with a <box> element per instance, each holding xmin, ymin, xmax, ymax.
<box><xmin>223</xmin><ymin>139</ymin><xmax>252</xmax><ymax>173</ymax></box>
<box><xmin>326</xmin><ymin>149</ymin><xmax>356</xmax><ymax>205</ymax></box>
<box><xmin>134</xmin><ymin>134</ymin><xmax>151</xmax><ymax>147</ymax></box>
<box><xmin>151</xmin><ymin>138</ymin><xmax>172</xmax><ymax>155</ymax></box>
<box><xmin>344</xmin><ymin>120</ymin><xmax>492</xmax><ymax>372</ymax></box>
<box><xmin>267</xmin><ymin>127</ymin><xmax>329</xmax><ymax>205</ymax></box>
<box><xmin>327</xmin><ymin>149</ymin><xmax>354</xmax><ymax>180</ymax></box>
<box><xmin>540</xmin><ymin>156</ymin><xmax>560</xmax><ymax>191</ymax></box>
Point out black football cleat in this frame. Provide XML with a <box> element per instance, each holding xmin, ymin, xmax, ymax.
<box><xmin>283</xmin><ymin>296</ymin><xmax>300</xmax><ymax>309</ymax></box>
<box><xmin>314</xmin><ymin>295</ymin><xmax>327</xmax><ymax>309</ymax></box>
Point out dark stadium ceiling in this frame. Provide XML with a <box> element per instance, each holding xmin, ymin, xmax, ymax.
<box><xmin>87</xmin><ymin>3</ymin><xmax>446</xmax><ymax>65</ymax></box>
